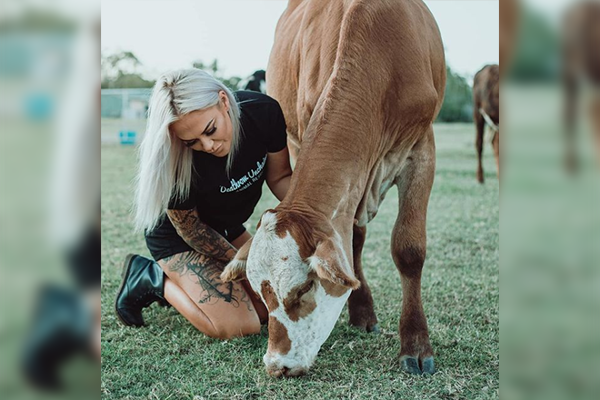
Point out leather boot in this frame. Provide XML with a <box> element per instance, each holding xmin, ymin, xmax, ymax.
<box><xmin>22</xmin><ymin>285</ymin><xmax>92</xmax><ymax>390</ymax></box>
<box><xmin>114</xmin><ymin>254</ymin><xmax>168</xmax><ymax>327</ymax></box>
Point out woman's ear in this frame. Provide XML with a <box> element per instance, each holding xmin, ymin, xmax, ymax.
<box><xmin>219</xmin><ymin>90</ymin><xmax>230</xmax><ymax>112</ymax></box>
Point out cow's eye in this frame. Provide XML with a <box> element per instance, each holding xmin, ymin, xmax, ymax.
<box><xmin>298</xmin><ymin>281</ymin><xmax>314</xmax><ymax>297</ymax></box>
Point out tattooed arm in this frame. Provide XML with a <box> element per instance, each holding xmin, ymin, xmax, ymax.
<box><xmin>167</xmin><ymin>208</ymin><xmax>237</xmax><ymax>263</ymax></box>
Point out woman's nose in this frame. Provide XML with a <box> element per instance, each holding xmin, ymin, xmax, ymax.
<box><xmin>200</xmin><ymin>137</ymin><xmax>214</xmax><ymax>152</ymax></box>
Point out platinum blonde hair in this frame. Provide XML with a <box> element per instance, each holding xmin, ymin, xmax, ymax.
<box><xmin>134</xmin><ymin>68</ymin><xmax>242</xmax><ymax>232</ymax></box>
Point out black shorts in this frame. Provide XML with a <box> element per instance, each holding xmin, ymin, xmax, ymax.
<box><xmin>145</xmin><ymin>222</ymin><xmax>246</xmax><ymax>262</ymax></box>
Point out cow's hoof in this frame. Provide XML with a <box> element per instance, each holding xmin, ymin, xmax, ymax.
<box><xmin>400</xmin><ymin>355</ymin><xmax>435</xmax><ymax>376</ymax></box>
<box><xmin>421</xmin><ymin>356</ymin><xmax>435</xmax><ymax>375</ymax></box>
<box><xmin>350</xmin><ymin>322</ymin><xmax>379</xmax><ymax>333</ymax></box>
<box><xmin>400</xmin><ymin>356</ymin><xmax>422</xmax><ymax>375</ymax></box>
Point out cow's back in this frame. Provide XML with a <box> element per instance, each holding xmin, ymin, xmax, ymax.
<box><xmin>267</xmin><ymin>0</ymin><xmax>446</xmax><ymax>152</ymax></box>
<box><xmin>267</xmin><ymin>0</ymin><xmax>345</xmax><ymax>148</ymax></box>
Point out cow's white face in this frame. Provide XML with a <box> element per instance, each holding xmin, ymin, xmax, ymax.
<box><xmin>221</xmin><ymin>210</ymin><xmax>360</xmax><ymax>377</ymax></box>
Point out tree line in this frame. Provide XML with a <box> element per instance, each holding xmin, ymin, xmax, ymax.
<box><xmin>101</xmin><ymin>51</ymin><xmax>475</xmax><ymax>123</ymax></box>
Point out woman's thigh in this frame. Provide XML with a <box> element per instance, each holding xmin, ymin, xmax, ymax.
<box><xmin>158</xmin><ymin>251</ymin><xmax>258</xmax><ymax>328</ymax></box>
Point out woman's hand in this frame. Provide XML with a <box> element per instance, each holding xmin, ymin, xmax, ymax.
<box><xmin>266</xmin><ymin>147</ymin><xmax>293</xmax><ymax>201</ymax></box>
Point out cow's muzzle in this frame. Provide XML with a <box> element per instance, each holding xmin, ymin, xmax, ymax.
<box><xmin>266</xmin><ymin>365</ymin><xmax>307</xmax><ymax>378</ymax></box>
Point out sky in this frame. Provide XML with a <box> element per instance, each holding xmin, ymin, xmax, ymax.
<box><xmin>101</xmin><ymin>0</ymin><xmax>499</xmax><ymax>81</ymax></box>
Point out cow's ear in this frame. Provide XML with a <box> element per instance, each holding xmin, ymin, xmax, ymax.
<box><xmin>309</xmin><ymin>237</ymin><xmax>360</xmax><ymax>290</ymax></box>
<box><xmin>221</xmin><ymin>238</ymin><xmax>252</xmax><ymax>282</ymax></box>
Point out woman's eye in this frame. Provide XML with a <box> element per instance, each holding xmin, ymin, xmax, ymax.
<box><xmin>183</xmin><ymin>140</ymin><xmax>197</xmax><ymax>148</ymax></box>
<box><xmin>205</xmin><ymin>126</ymin><xmax>217</xmax><ymax>137</ymax></box>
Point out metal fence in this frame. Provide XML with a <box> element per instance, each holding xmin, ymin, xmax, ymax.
<box><xmin>101</xmin><ymin>88</ymin><xmax>151</xmax><ymax>144</ymax></box>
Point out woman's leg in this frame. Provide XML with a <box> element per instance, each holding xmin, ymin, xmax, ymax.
<box><xmin>159</xmin><ymin>251</ymin><xmax>262</xmax><ymax>339</ymax></box>
<box><xmin>229</xmin><ymin>231</ymin><xmax>268</xmax><ymax>323</ymax></box>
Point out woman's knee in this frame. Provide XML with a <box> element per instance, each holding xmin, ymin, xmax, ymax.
<box><xmin>208</xmin><ymin>315</ymin><xmax>261</xmax><ymax>340</ymax></box>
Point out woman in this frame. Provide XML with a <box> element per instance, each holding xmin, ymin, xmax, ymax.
<box><xmin>115</xmin><ymin>69</ymin><xmax>292</xmax><ymax>339</ymax></box>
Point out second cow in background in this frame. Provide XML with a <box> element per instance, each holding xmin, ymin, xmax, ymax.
<box><xmin>473</xmin><ymin>64</ymin><xmax>500</xmax><ymax>183</ymax></box>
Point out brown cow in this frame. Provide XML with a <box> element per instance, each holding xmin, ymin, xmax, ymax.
<box><xmin>473</xmin><ymin>64</ymin><xmax>500</xmax><ymax>183</ymax></box>
<box><xmin>500</xmin><ymin>0</ymin><xmax>520</xmax><ymax>76</ymax></box>
<box><xmin>563</xmin><ymin>0</ymin><xmax>600</xmax><ymax>172</ymax></box>
<box><xmin>222</xmin><ymin>0</ymin><xmax>445</xmax><ymax>377</ymax></box>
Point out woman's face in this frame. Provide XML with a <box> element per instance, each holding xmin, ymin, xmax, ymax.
<box><xmin>170</xmin><ymin>91</ymin><xmax>233</xmax><ymax>157</ymax></box>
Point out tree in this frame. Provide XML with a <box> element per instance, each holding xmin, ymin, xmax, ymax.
<box><xmin>437</xmin><ymin>66</ymin><xmax>473</xmax><ymax>123</ymax></box>
<box><xmin>101</xmin><ymin>51</ymin><xmax>155</xmax><ymax>89</ymax></box>
<box><xmin>192</xmin><ymin>59</ymin><xmax>242</xmax><ymax>91</ymax></box>
<box><xmin>508</xmin><ymin>6</ymin><xmax>559</xmax><ymax>82</ymax></box>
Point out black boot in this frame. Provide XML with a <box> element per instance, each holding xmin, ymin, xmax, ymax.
<box><xmin>22</xmin><ymin>285</ymin><xmax>92</xmax><ymax>390</ymax></box>
<box><xmin>114</xmin><ymin>254</ymin><xmax>168</xmax><ymax>327</ymax></box>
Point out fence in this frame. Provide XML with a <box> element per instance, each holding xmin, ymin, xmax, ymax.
<box><xmin>101</xmin><ymin>88</ymin><xmax>151</xmax><ymax>144</ymax></box>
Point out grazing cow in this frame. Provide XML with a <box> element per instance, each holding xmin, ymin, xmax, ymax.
<box><xmin>563</xmin><ymin>1</ymin><xmax>600</xmax><ymax>172</ymax></box>
<box><xmin>473</xmin><ymin>65</ymin><xmax>500</xmax><ymax>183</ymax></box>
<box><xmin>243</xmin><ymin>69</ymin><xmax>267</xmax><ymax>93</ymax></box>
<box><xmin>222</xmin><ymin>0</ymin><xmax>445</xmax><ymax>377</ymax></box>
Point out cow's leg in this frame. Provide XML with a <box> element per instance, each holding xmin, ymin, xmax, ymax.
<box><xmin>564</xmin><ymin>69</ymin><xmax>579</xmax><ymax>173</ymax></box>
<box><xmin>492</xmin><ymin>130</ymin><xmax>500</xmax><ymax>180</ymax></box>
<box><xmin>347</xmin><ymin>224</ymin><xmax>379</xmax><ymax>332</ymax></box>
<box><xmin>392</xmin><ymin>130</ymin><xmax>435</xmax><ymax>375</ymax></box>
<box><xmin>475</xmin><ymin>111</ymin><xmax>486</xmax><ymax>183</ymax></box>
<box><xmin>591</xmin><ymin>94</ymin><xmax>600</xmax><ymax>167</ymax></box>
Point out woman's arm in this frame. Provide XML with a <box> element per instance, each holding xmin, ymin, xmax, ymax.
<box><xmin>167</xmin><ymin>208</ymin><xmax>237</xmax><ymax>263</ymax></box>
<box><xmin>266</xmin><ymin>147</ymin><xmax>293</xmax><ymax>201</ymax></box>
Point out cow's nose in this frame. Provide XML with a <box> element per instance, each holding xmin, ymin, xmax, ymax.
<box><xmin>267</xmin><ymin>365</ymin><xmax>307</xmax><ymax>378</ymax></box>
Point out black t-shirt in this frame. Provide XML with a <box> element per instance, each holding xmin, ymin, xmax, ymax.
<box><xmin>145</xmin><ymin>91</ymin><xmax>287</xmax><ymax>261</ymax></box>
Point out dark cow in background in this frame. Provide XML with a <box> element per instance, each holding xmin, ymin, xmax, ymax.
<box><xmin>563</xmin><ymin>1</ymin><xmax>600</xmax><ymax>172</ymax></box>
<box><xmin>473</xmin><ymin>64</ymin><xmax>500</xmax><ymax>183</ymax></box>
<box><xmin>222</xmin><ymin>0</ymin><xmax>445</xmax><ymax>378</ymax></box>
<box><xmin>243</xmin><ymin>69</ymin><xmax>267</xmax><ymax>93</ymax></box>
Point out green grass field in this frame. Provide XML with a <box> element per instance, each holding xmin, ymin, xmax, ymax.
<box><xmin>101</xmin><ymin>123</ymin><xmax>499</xmax><ymax>399</ymax></box>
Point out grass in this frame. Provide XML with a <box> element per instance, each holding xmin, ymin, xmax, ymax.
<box><xmin>101</xmin><ymin>123</ymin><xmax>499</xmax><ymax>399</ymax></box>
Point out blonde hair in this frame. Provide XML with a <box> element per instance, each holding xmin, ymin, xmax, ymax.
<box><xmin>134</xmin><ymin>69</ymin><xmax>242</xmax><ymax>232</ymax></box>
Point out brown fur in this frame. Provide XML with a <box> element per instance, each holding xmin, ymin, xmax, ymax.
<box><xmin>311</xmin><ymin>237</ymin><xmax>361</xmax><ymax>289</ymax></box>
<box><xmin>320</xmin><ymin>279</ymin><xmax>349</xmax><ymax>298</ymax></box>
<box><xmin>347</xmin><ymin>222</ymin><xmax>377</xmax><ymax>331</ymax></box>
<box><xmin>283</xmin><ymin>279</ymin><xmax>317</xmax><ymax>321</ymax></box>
<box><xmin>563</xmin><ymin>1</ymin><xmax>600</xmax><ymax>171</ymax></box>
<box><xmin>272</xmin><ymin>208</ymin><xmax>327</xmax><ymax>260</ymax></box>
<box><xmin>473</xmin><ymin>64</ymin><xmax>500</xmax><ymax>183</ymax></box>
<box><xmin>265</xmin><ymin>0</ymin><xmax>445</xmax><ymax>372</ymax></box>
<box><xmin>500</xmin><ymin>0</ymin><xmax>519</xmax><ymax>75</ymax></box>
<box><xmin>390</xmin><ymin>131</ymin><xmax>435</xmax><ymax>359</ymax></box>
<box><xmin>268</xmin><ymin>316</ymin><xmax>292</xmax><ymax>355</ymax></box>
<box><xmin>261</xmin><ymin>280</ymin><xmax>280</xmax><ymax>311</ymax></box>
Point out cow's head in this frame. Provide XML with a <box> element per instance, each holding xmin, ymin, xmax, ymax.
<box><xmin>221</xmin><ymin>209</ymin><xmax>360</xmax><ymax>377</ymax></box>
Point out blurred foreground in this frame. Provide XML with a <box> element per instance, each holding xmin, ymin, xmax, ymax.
<box><xmin>0</xmin><ymin>0</ymin><xmax>99</xmax><ymax>398</ymax></box>
<box><xmin>503</xmin><ymin>1</ymin><xmax>600</xmax><ymax>399</ymax></box>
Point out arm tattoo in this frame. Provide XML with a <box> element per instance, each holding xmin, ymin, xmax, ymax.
<box><xmin>162</xmin><ymin>252</ymin><xmax>253</xmax><ymax>311</ymax></box>
<box><xmin>167</xmin><ymin>208</ymin><xmax>237</xmax><ymax>263</ymax></box>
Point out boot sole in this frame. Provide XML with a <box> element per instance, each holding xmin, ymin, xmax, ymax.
<box><xmin>114</xmin><ymin>254</ymin><xmax>140</xmax><ymax>327</ymax></box>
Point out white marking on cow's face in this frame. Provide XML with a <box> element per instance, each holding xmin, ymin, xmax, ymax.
<box><xmin>246</xmin><ymin>212</ymin><xmax>351</xmax><ymax>376</ymax></box>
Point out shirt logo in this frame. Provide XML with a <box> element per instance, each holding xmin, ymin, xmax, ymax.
<box><xmin>220</xmin><ymin>155</ymin><xmax>267</xmax><ymax>193</ymax></box>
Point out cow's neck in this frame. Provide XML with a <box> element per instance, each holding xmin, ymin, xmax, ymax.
<box><xmin>281</xmin><ymin>127</ymin><xmax>375</xmax><ymax>240</ymax></box>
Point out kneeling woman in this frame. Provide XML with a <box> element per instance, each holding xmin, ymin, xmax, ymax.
<box><xmin>115</xmin><ymin>69</ymin><xmax>292</xmax><ymax>339</ymax></box>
